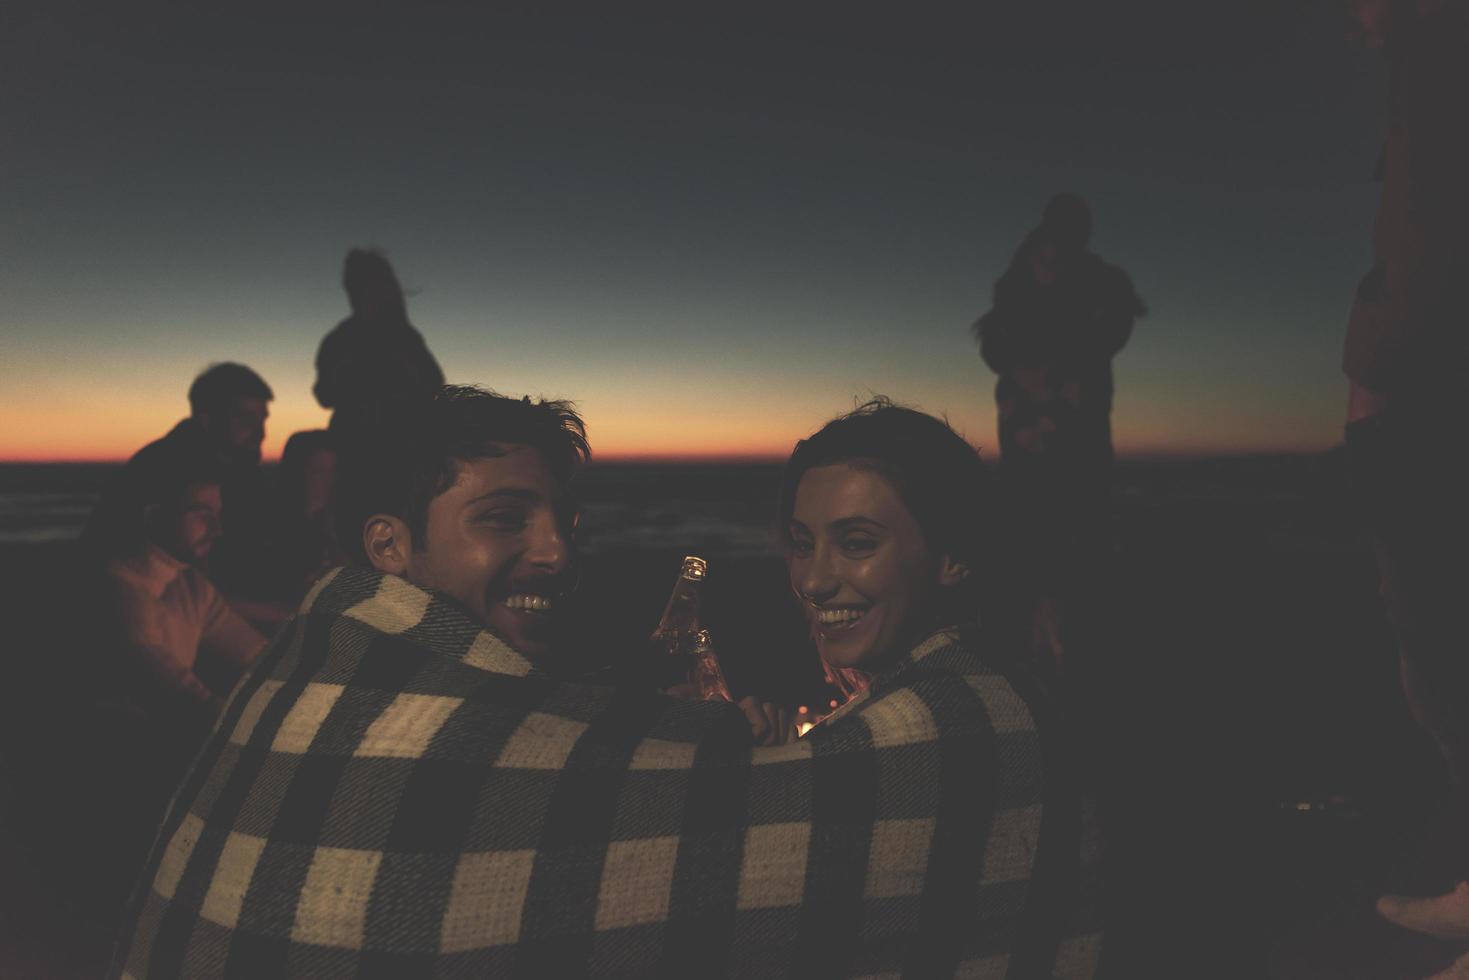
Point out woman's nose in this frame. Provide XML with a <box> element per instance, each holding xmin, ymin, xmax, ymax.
<box><xmin>798</xmin><ymin>557</ymin><xmax>839</xmax><ymax>604</ymax></box>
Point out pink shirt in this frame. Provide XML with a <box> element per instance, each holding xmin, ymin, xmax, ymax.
<box><xmin>104</xmin><ymin>545</ymin><xmax>267</xmax><ymax>707</ymax></box>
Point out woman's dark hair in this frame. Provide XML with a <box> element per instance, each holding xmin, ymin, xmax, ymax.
<box><xmin>778</xmin><ymin>397</ymin><xmax>992</xmax><ymax>622</ymax></box>
<box><xmin>332</xmin><ymin>385</ymin><xmax>589</xmax><ymax>563</ymax></box>
<box><xmin>343</xmin><ymin>248</ymin><xmax>408</xmax><ymax>321</ymax></box>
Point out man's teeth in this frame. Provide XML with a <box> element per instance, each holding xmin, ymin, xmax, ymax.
<box><xmin>505</xmin><ymin>595</ymin><xmax>554</xmax><ymax>611</ymax></box>
<box><xmin>816</xmin><ymin>608</ymin><xmax>865</xmax><ymax>625</ymax></box>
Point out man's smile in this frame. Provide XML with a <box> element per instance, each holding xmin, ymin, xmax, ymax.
<box><xmin>503</xmin><ymin>593</ymin><xmax>555</xmax><ymax>612</ymax></box>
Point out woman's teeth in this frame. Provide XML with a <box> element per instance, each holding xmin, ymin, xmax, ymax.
<box><xmin>505</xmin><ymin>594</ymin><xmax>554</xmax><ymax>612</ymax></box>
<box><xmin>816</xmin><ymin>608</ymin><xmax>865</xmax><ymax>626</ymax></box>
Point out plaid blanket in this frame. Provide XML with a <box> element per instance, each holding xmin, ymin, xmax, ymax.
<box><xmin>117</xmin><ymin>566</ymin><xmax>1100</xmax><ymax>978</ymax></box>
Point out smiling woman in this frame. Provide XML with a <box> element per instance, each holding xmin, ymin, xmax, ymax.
<box><xmin>779</xmin><ymin>397</ymin><xmax>992</xmax><ymax>687</ymax></box>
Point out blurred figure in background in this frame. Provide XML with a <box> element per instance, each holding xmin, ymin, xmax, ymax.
<box><xmin>313</xmin><ymin>248</ymin><xmax>444</xmax><ymax>450</ymax></box>
<box><xmin>1338</xmin><ymin>0</ymin><xmax>1469</xmax><ymax>968</ymax></box>
<box><xmin>973</xmin><ymin>193</ymin><xmax>1144</xmax><ymax>682</ymax></box>
<box><xmin>259</xmin><ymin>428</ymin><xmax>343</xmax><ymax>605</ymax></box>
<box><xmin>85</xmin><ymin>362</ymin><xmax>275</xmax><ymax>605</ymax></box>
<box><xmin>86</xmin><ymin>450</ymin><xmax>266</xmax><ymax>738</ymax></box>
<box><xmin>56</xmin><ymin>451</ymin><xmax>265</xmax><ymax>930</ymax></box>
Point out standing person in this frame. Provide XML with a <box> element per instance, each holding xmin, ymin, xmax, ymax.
<box><xmin>1338</xmin><ymin>0</ymin><xmax>1469</xmax><ymax>965</ymax></box>
<box><xmin>312</xmin><ymin>248</ymin><xmax>444</xmax><ymax>448</ymax></box>
<box><xmin>973</xmin><ymin>193</ymin><xmax>1144</xmax><ymax>679</ymax></box>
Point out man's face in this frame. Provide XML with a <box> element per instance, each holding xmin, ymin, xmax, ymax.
<box><xmin>153</xmin><ymin>482</ymin><xmax>223</xmax><ymax>565</ymax></box>
<box><xmin>211</xmin><ymin>397</ymin><xmax>268</xmax><ymax>465</ymax></box>
<box><xmin>404</xmin><ymin>446</ymin><xmax>575</xmax><ymax>659</ymax></box>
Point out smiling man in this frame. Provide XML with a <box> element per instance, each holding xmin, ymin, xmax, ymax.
<box><xmin>336</xmin><ymin>389</ymin><xmax>583</xmax><ymax>659</ymax></box>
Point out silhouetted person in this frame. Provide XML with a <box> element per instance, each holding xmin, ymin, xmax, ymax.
<box><xmin>259</xmin><ymin>428</ymin><xmax>343</xmax><ymax>604</ymax></box>
<box><xmin>1337</xmin><ymin>0</ymin><xmax>1469</xmax><ymax>968</ymax></box>
<box><xmin>85</xmin><ymin>363</ymin><xmax>274</xmax><ymax>601</ymax></box>
<box><xmin>313</xmin><ymin>248</ymin><xmax>444</xmax><ymax>447</ymax></box>
<box><xmin>973</xmin><ymin>194</ymin><xmax>1144</xmax><ymax>679</ymax></box>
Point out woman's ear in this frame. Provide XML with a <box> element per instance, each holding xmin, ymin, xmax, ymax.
<box><xmin>937</xmin><ymin>555</ymin><xmax>970</xmax><ymax>587</ymax></box>
<box><xmin>363</xmin><ymin>515</ymin><xmax>413</xmax><ymax>575</ymax></box>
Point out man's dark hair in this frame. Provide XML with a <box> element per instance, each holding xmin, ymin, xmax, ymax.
<box><xmin>778</xmin><ymin>397</ymin><xmax>992</xmax><ymax>620</ymax></box>
<box><xmin>333</xmin><ymin>385</ymin><xmax>590</xmax><ymax>563</ymax></box>
<box><xmin>188</xmin><ymin>362</ymin><xmax>274</xmax><ymax>418</ymax></box>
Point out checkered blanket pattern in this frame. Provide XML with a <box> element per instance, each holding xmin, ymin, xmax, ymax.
<box><xmin>117</xmin><ymin>565</ymin><xmax>1100</xmax><ymax>978</ymax></box>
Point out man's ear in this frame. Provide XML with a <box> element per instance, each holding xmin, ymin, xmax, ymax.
<box><xmin>937</xmin><ymin>554</ymin><xmax>970</xmax><ymax>587</ymax></box>
<box><xmin>363</xmin><ymin>515</ymin><xmax>413</xmax><ymax>576</ymax></box>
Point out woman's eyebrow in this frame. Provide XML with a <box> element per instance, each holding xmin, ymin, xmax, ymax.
<box><xmin>829</xmin><ymin>516</ymin><xmax>885</xmax><ymax>532</ymax></box>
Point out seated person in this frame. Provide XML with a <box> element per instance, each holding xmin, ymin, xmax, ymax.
<box><xmin>89</xmin><ymin>451</ymin><xmax>267</xmax><ymax>728</ymax></box>
<box><xmin>116</xmin><ymin>388</ymin><xmax>1096</xmax><ymax>979</ymax></box>
<box><xmin>258</xmin><ymin>429</ymin><xmax>344</xmax><ymax>605</ymax></box>
<box><xmin>85</xmin><ymin>362</ymin><xmax>279</xmax><ymax>620</ymax></box>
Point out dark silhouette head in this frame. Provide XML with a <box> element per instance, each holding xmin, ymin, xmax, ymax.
<box><xmin>277</xmin><ymin>429</ymin><xmax>337</xmax><ymax>522</ymax></box>
<box><xmin>1350</xmin><ymin>0</ymin><xmax>1427</xmax><ymax>48</ymax></box>
<box><xmin>343</xmin><ymin>248</ymin><xmax>409</xmax><ymax>322</ymax></box>
<box><xmin>189</xmin><ymin>363</ymin><xmax>273</xmax><ymax>466</ymax></box>
<box><xmin>332</xmin><ymin>385</ymin><xmax>590</xmax><ymax>566</ymax></box>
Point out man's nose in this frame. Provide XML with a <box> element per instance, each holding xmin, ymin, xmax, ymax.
<box><xmin>526</xmin><ymin>514</ymin><xmax>570</xmax><ymax>574</ymax></box>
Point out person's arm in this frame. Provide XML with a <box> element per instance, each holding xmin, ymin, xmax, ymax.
<box><xmin>312</xmin><ymin>330</ymin><xmax>340</xmax><ymax>409</ymax></box>
<box><xmin>108</xmin><ymin>579</ymin><xmax>219</xmax><ymax>710</ymax></box>
<box><xmin>1092</xmin><ymin>266</ymin><xmax>1141</xmax><ymax>359</ymax></box>
<box><xmin>977</xmin><ymin>308</ymin><xmax>1020</xmax><ymax>375</ymax></box>
<box><xmin>198</xmin><ymin>585</ymin><xmax>268</xmax><ymax>697</ymax></box>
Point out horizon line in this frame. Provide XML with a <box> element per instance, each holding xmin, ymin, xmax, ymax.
<box><xmin>0</xmin><ymin>445</ymin><xmax>1343</xmax><ymax>467</ymax></box>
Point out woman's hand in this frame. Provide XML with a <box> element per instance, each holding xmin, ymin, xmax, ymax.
<box><xmin>737</xmin><ymin>696</ymin><xmax>795</xmax><ymax>746</ymax></box>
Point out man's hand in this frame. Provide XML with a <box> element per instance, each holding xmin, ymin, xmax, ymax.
<box><xmin>737</xmin><ymin>696</ymin><xmax>795</xmax><ymax>746</ymax></box>
<box><xmin>1347</xmin><ymin>380</ymin><xmax>1390</xmax><ymax>423</ymax></box>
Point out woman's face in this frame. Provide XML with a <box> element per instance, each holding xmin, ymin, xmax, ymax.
<box><xmin>786</xmin><ymin>463</ymin><xmax>945</xmax><ymax>671</ymax></box>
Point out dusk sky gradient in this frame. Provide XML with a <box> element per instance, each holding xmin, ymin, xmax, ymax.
<box><xmin>2</xmin><ymin>3</ymin><xmax>1386</xmax><ymax>461</ymax></box>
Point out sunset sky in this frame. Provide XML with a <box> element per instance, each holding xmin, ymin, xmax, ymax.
<box><xmin>2</xmin><ymin>4</ymin><xmax>1384</xmax><ymax>462</ymax></box>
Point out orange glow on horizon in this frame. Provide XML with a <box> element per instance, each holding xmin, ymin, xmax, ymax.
<box><xmin>1</xmin><ymin>379</ymin><xmax>1341</xmax><ymax>464</ymax></box>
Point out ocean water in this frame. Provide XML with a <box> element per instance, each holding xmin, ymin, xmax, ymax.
<box><xmin>0</xmin><ymin>464</ymin><xmax>121</xmax><ymax>544</ymax></box>
<box><xmin>0</xmin><ymin>453</ymin><xmax>1362</xmax><ymax>555</ymax></box>
<box><xmin>0</xmin><ymin>462</ymin><xmax>787</xmax><ymax>556</ymax></box>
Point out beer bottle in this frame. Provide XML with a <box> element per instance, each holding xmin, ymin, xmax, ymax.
<box><xmin>649</xmin><ymin>555</ymin><xmax>731</xmax><ymax>701</ymax></box>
